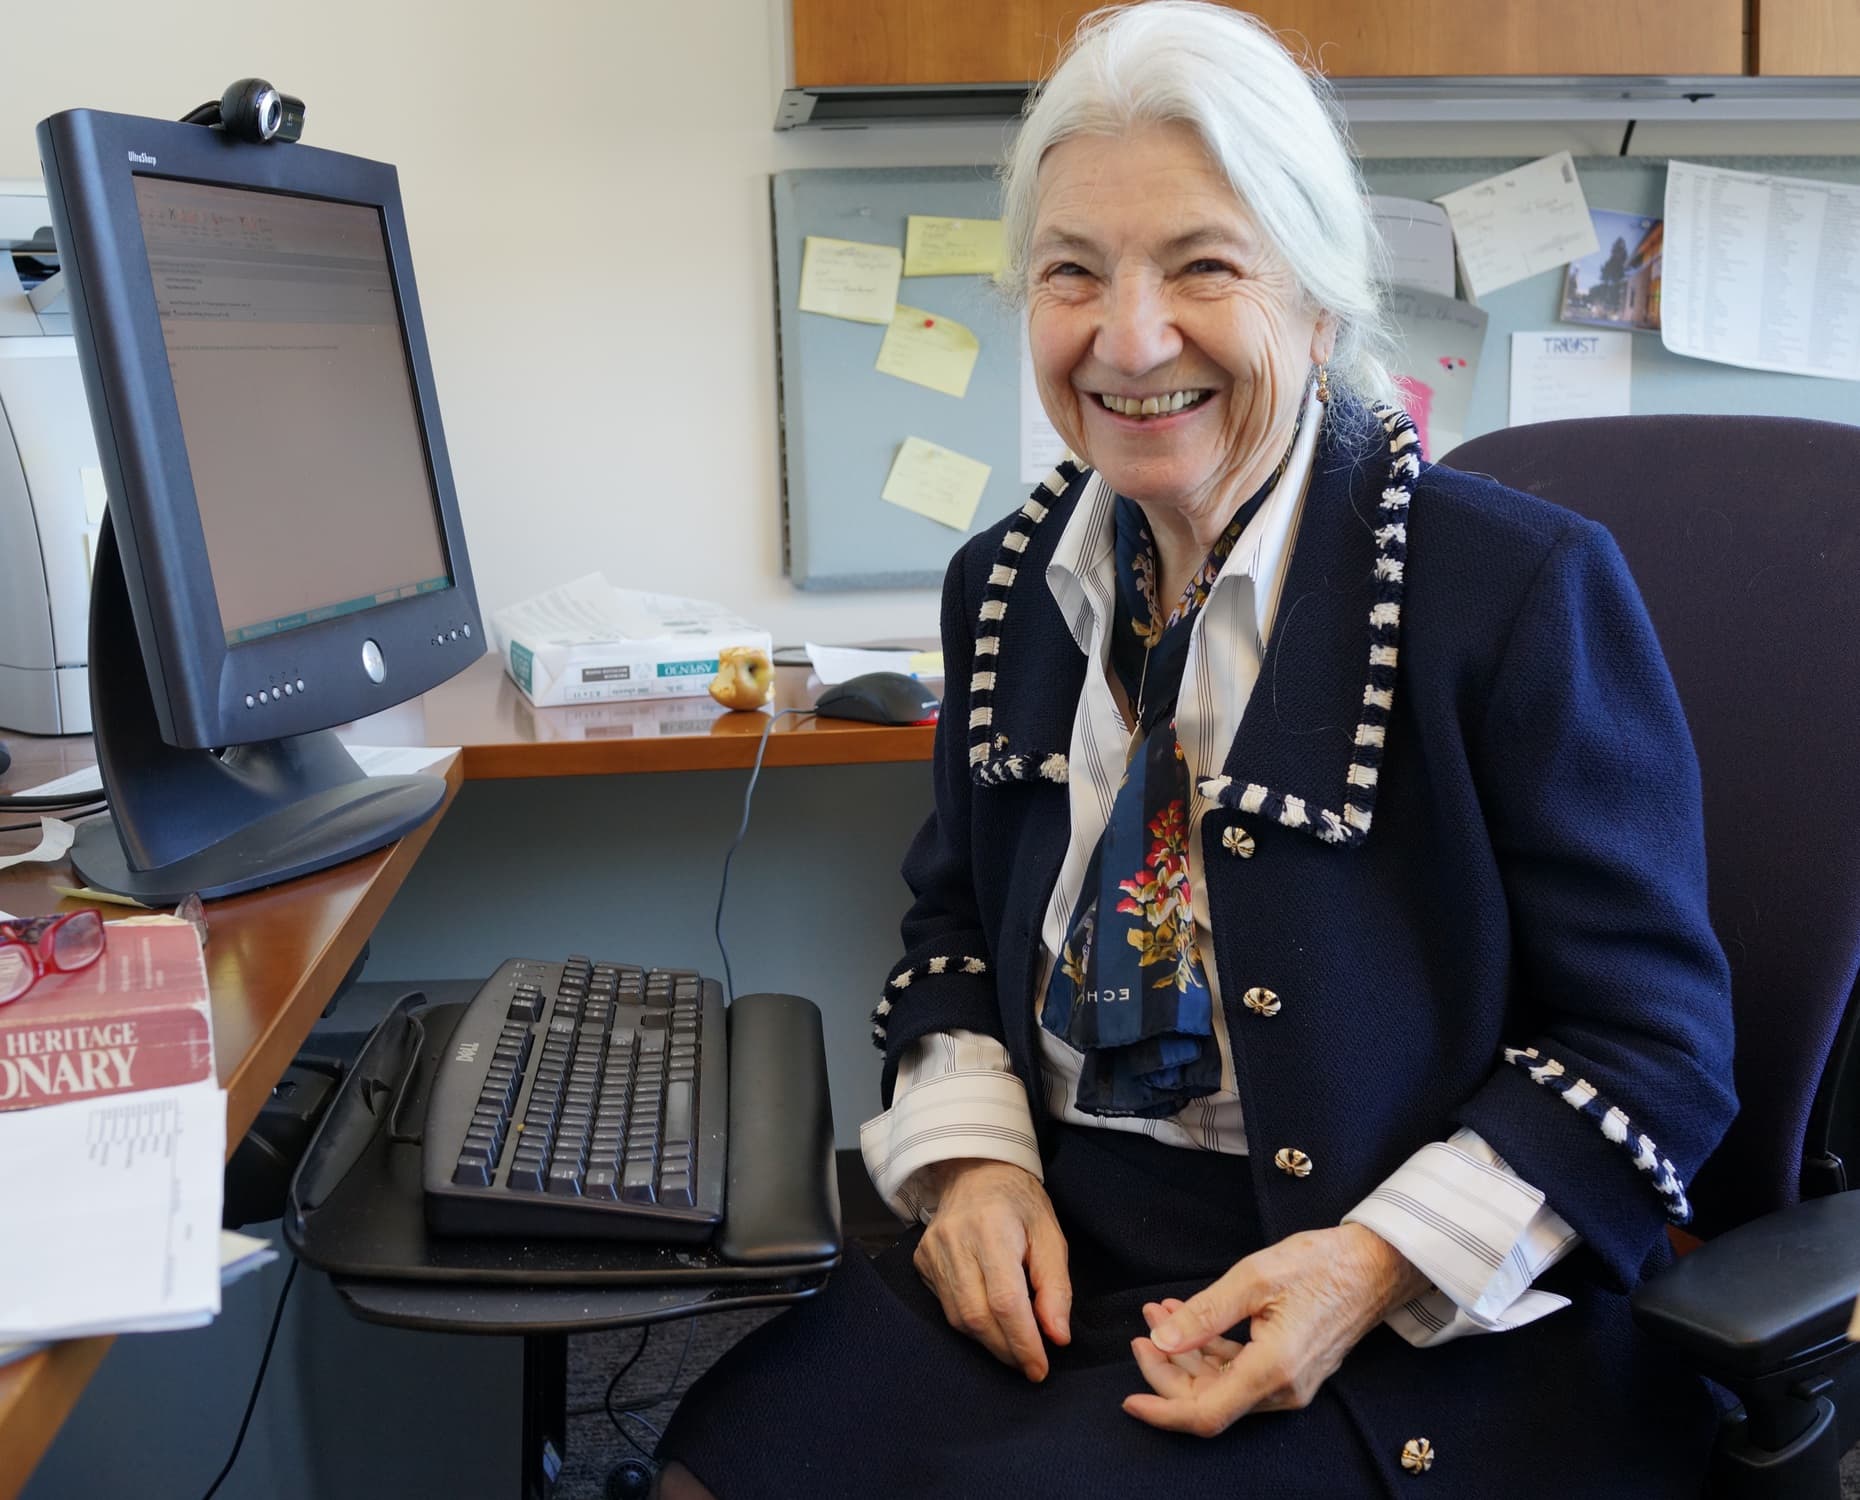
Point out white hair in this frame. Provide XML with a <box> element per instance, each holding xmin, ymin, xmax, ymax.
<box><xmin>1000</xmin><ymin>1</ymin><xmax>1397</xmax><ymax>405</ymax></box>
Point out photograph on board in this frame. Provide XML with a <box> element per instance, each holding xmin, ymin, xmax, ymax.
<box><xmin>1560</xmin><ymin>209</ymin><xmax>1663</xmax><ymax>333</ymax></box>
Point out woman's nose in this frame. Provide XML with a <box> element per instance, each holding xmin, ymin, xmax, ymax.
<box><xmin>1095</xmin><ymin>275</ymin><xmax>1181</xmax><ymax>377</ymax></box>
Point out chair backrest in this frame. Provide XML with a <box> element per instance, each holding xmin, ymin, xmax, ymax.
<box><xmin>1442</xmin><ymin>416</ymin><xmax>1860</xmax><ymax>1237</ymax></box>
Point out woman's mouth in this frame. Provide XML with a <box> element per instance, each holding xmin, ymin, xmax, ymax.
<box><xmin>1095</xmin><ymin>389</ymin><xmax>1212</xmax><ymax>420</ymax></box>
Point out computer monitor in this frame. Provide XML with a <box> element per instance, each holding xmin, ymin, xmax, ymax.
<box><xmin>36</xmin><ymin>108</ymin><xmax>483</xmax><ymax>901</ymax></box>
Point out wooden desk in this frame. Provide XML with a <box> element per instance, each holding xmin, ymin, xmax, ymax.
<box><xmin>356</xmin><ymin>652</ymin><xmax>937</xmax><ymax>779</ymax></box>
<box><xmin>0</xmin><ymin>736</ymin><xmax>462</xmax><ymax>1500</ymax></box>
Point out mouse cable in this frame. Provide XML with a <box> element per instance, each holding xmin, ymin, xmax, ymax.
<box><xmin>200</xmin><ymin>1256</ymin><xmax>299</xmax><ymax>1500</ymax></box>
<box><xmin>713</xmin><ymin>708</ymin><xmax>815</xmax><ymax>1004</ymax></box>
<box><xmin>0</xmin><ymin>790</ymin><xmax>109</xmax><ymax>811</ymax></box>
<box><xmin>600</xmin><ymin>1317</ymin><xmax>697</xmax><ymax>1463</ymax></box>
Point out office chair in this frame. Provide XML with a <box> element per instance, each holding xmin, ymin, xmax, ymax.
<box><xmin>1442</xmin><ymin>416</ymin><xmax>1860</xmax><ymax>1500</ymax></box>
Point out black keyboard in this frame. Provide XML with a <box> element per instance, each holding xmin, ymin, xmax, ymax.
<box><xmin>422</xmin><ymin>957</ymin><xmax>727</xmax><ymax>1243</ymax></box>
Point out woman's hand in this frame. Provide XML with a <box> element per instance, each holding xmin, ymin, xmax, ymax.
<box><xmin>1123</xmin><ymin>1224</ymin><xmax>1428</xmax><ymax>1436</ymax></box>
<box><xmin>912</xmin><ymin>1158</ymin><xmax>1072</xmax><ymax>1381</ymax></box>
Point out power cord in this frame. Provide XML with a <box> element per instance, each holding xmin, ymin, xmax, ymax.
<box><xmin>599</xmin><ymin>1318</ymin><xmax>698</xmax><ymax>1464</ymax></box>
<box><xmin>199</xmin><ymin>1257</ymin><xmax>299</xmax><ymax>1500</ymax></box>
<box><xmin>712</xmin><ymin>708</ymin><xmax>814</xmax><ymax>1003</ymax></box>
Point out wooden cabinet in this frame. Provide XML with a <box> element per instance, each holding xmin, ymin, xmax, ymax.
<box><xmin>1753</xmin><ymin>0</ymin><xmax>1860</xmax><ymax>74</ymax></box>
<box><xmin>792</xmin><ymin>0</ymin><xmax>1748</xmax><ymax>89</ymax></box>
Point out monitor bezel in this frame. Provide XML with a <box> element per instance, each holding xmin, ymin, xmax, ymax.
<box><xmin>37</xmin><ymin>108</ymin><xmax>481</xmax><ymax>749</ymax></box>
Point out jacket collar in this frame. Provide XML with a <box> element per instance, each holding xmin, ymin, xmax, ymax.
<box><xmin>965</xmin><ymin>400</ymin><xmax>1419</xmax><ymax>849</ymax></box>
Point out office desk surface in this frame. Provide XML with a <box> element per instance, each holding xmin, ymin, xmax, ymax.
<box><xmin>0</xmin><ymin>737</ymin><xmax>462</xmax><ymax>1500</ymax></box>
<box><xmin>353</xmin><ymin>651</ymin><xmax>938</xmax><ymax>779</ymax></box>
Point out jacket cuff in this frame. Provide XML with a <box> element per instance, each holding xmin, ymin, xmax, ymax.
<box><xmin>872</xmin><ymin>949</ymin><xmax>1000</xmax><ymax>1102</ymax></box>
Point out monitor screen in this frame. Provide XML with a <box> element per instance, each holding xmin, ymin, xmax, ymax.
<box><xmin>130</xmin><ymin>176</ymin><xmax>451</xmax><ymax>647</ymax></box>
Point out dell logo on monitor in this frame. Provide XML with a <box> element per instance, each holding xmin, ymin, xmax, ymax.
<box><xmin>126</xmin><ymin>151</ymin><xmax>157</xmax><ymax>166</ymax></box>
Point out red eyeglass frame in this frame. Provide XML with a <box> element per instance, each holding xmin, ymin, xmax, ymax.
<box><xmin>0</xmin><ymin>910</ymin><xmax>108</xmax><ymax>1005</ymax></box>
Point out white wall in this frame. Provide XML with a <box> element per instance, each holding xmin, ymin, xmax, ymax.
<box><xmin>4</xmin><ymin>1</ymin><xmax>1848</xmax><ymax>643</ymax></box>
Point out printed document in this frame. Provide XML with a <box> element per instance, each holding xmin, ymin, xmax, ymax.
<box><xmin>1370</xmin><ymin>197</ymin><xmax>1458</xmax><ymax>297</ymax></box>
<box><xmin>1019</xmin><ymin>326</ymin><xmax>1071</xmax><ymax>484</ymax></box>
<box><xmin>1509</xmin><ymin>331</ymin><xmax>1633</xmax><ymax>426</ymax></box>
<box><xmin>0</xmin><ymin>1079</ymin><xmax>225</xmax><ymax>1341</ymax></box>
<box><xmin>1662</xmin><ymin>160</ymin><xmax>1860</xmax><ymax>382</ymax></box>
<box><xmin>1435</xmin><ymin>153</ymin><xmax>1600</xmax><ymax>301</ymax></box>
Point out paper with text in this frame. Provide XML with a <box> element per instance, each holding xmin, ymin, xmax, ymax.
<box><xmin>805</xmin><ymin>644</ymin><xmax>944</xmax><ymax>685</ymax></box>
<box><xmin>1371</xmin><ymin>196</ymin><xmax>1458</xmax><ymax>297</ymax></box>
<box><xmin>1435</xmin><ymin>153</ymin><xmax>1600</xmax><ymax>301</ymax></box>
<box><xmin>798</xmin><ymin>236</ymin><xmax>903</xmax><ymax>325</ymax></box>
<box><xmin>1386</xmin><ymin>288</ymin><xmax>1488</xmax><ymax>459</ymax></box>
<box><xmin>1662</xmin><ymin>160</ymin><xmax>1860</xmax><ymax>382</ymax></box>
<box><xmin>903</xmin><ymin>216</ymin><xmax>1005</xmax><ymax>277</ymax></box>
<box><xmin>1019</xmin><ymin>325</ymin><xmax>1071</xmax><ymax>484</ymax></box>
<box><xmin>0</xmin><ymin>1080</ymin><xmax>226</xmax><ymax>1341</ymax></box>
<box><xmin>880</xmin><ymin>437</ymin><xmax>992</xmax><ymax>532</ymax></box>
<box><xmin>876</xmin><ymin>305</ymin><xmax>981</xmax><ymax>398</ymax></box>
<box><xmin>1509</xmin><ymin>330</ymin><xmax>1633</xmax><ymax>426</ymax></box>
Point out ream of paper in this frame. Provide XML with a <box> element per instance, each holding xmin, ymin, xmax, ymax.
<box><xmin>1560</xmin><ymin>209</ymin><xmax>1664</xmax><ymax>333</ymax></box>
<box><xmin>880</xmin><ymin>437</ymin><xmax>992</xmax><ymax>532</ymax></box>
<box><xmin>1509</xmin><ymin>330</ymin><xmax>1633</xmax><ymax>427</ymax></box>
<box><xmin>875</xmin><ymin>305</ymin><xmax>981</xmax><ymax>398</ymax></box>
<box><xmin>1662</xmin><ymin>160</ymin><xmax>1860</xmax><ymax>382</ymax></box>
<box><xmin>903</xmin><ymin>216</ymin><xmax>1005</xmax><ymax>277</ymax></box>
<box><xmin>798</xmin><ymin>236</ymin><xmax>903</xmax><ymax>325</ymax></box>
<box><xmin>1385</xmin><ymin>287</ymin><xmax>1489</xmax><ymax>459</ymax></box>
<box><xmin>1019</xmin><ymin>325</ymin><xmax>1071</xmax><ymax>484</ymax></box>
<box><xmin>1435</xmin><ymin>152</ymin><xmax>1601</xmax><ymax>301</ymax></box>
<box><xmin>1370</xmin><ymin>196</ymin><xmax>1458</xmax><ymax>297</ymax></box>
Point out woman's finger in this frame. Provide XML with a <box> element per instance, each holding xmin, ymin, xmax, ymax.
<box><xmin>1149</xmin><ymin>1260</ymin><xmax>1265</xmax><ymax>1354</ymax></box>
<box><xmin>1140</xmin><ymin>1302</ymin><xmax>1242</xmax><ymax>1368</ymax></box>
<box><xmin>977</xmin><ymin>1228</ymin><xmax>1051</xmax><ymax>1380</ymax></box>
<box><xmin>1129</xmin><ymin>1337</ymin><xmax>1198</xmax><ymax>1398</ymax></box>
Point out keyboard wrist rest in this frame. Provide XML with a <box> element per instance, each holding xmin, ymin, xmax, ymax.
<box><xmin>717</xmin><ymin>993</ymin><xmax>842</xmax><ymax>1265</ymax></box>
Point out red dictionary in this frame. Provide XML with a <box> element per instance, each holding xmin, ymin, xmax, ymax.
<box><xmin>0</xmin><ymin>918</ymin><xmax>214</xmax><ymax>1111</ymax></box>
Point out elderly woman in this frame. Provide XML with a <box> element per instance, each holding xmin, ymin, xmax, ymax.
<box><xmin>659</xmin><ymin>4</ymin><xmax>1735</xmax><ymax>1494</ymax></box>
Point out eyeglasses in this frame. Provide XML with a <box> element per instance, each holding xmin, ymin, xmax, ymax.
<box><xmin>0</xmin><ymin>910</ymin><xmax>108</xmax><ymax>1005</ymax></box>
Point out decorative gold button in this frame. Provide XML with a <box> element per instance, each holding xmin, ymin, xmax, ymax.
<box><xmin>1401</xmin><ymin>1438</ymin><xmax>1434</xmax><ymax>1474</ymax></box>
<box><xmin>1242</xmin><ymin>986</ymin><xmax>1280</xmax><ymax>1017</ymax></box>
<box><xmin>1273</xmin><ymin>1147</ymin><xmax>1312</xmax><ymax>1178</ymax></box>
<box><xmin>1220</xmin><ymin>826</ymin><xmax>1255</xmax><ymax>858</ymax></box>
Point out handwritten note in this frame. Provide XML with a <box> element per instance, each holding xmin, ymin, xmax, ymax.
<box><xmin>875</xmin><ymin>305</ymin><xmax>982</xmax><ymax>398</ymax></box>
<box><xmin>1019</xmin><ymin>324</ymin><xmax>1070</xmax><ymax>484</ymax></box>
<box><xmin>1435</xmin><ymin>152</ymin><xmax>1600</xmax><ymax>301</ymax></box>
<box><xmin>904</xmin><ymin>216</ymin><xmax>1005</xmax><ymax>277</ymax></box>
<box><xmin>880</xmin><ymin>437</ymin><xmax>992</xmax><ymax>531</ymax></box>
<box><xmin>1385</xmin><ymin>287</ymin><xmax>1488</xmax><ymax>459</ymax></box>
<box><xmin>1509</xmin><ymin>330</ymin><xmax>1632</xmax><ymax>426</ymax></box>
<box><xmin>798</xmin><ymin>236</ymin><xmax>902</xmax><ymax>325</ymax></box>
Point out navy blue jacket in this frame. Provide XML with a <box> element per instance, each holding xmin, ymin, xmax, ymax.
<box><xmin>869</xmin><ymin>401</ymin><xmax>1739</xmax><ymax>1491</ymax></box>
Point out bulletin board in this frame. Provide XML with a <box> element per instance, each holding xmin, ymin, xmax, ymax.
<box><xmin>773</xmin><ymin>156</ymin><xmax>1860</xmax><ymax>591</ymax></box>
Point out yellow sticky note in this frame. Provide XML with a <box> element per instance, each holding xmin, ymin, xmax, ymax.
<box><xmin>880</xmin><ymin>437</ymin><xmax>991</xmax><ymax>532</ymax></box>
<box><xmin>875</xmin><ymin>305</ymin><xmax>981</xmax><ymax>399</ymax></box>
<box><xmin>907</xmin><ymin>650</ymin><xmax>945</xmax><ymax>677</ymax></box>
<box><xmin>798</xmin><ymin>236</ymin><xmax>903</xmax><ymax>325</ymax></box>
<box><xmin>904</xmin><ymin>216</ymin><xmax>1005</xmax><ymax>277</ymax></box>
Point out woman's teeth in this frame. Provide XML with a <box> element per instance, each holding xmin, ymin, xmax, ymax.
<box><xmin>1098</xmin><ymin>390</ymin><xmax>1209</xmax><ymax>418</ymax></box>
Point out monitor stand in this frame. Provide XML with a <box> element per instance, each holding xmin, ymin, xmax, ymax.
<box><xmin>70</xmin><ymin>514</ymin><xmax>448</xmax><ymax>904</ymax></box>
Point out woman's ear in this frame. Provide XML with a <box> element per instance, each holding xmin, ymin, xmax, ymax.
<box><xmin>1309</xmin><ymin>313</ymin><xmax>1338</xmax><ymax>367</ymax></box>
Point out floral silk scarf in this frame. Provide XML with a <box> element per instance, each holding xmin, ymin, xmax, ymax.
<box><xmin>1038</xmin><ymin>473</ymin><xmax>1282</xmax><ymax>1117</ymax></box>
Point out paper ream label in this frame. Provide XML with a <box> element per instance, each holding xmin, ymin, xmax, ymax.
<box><xmin>509</xmin><ymin>640</ymin><xmax>534</xmax><ymax>693</ymax></box>
<box><xmin>657</xmin><ymin>659</ymin><xmax>719</xmax><ymax>678</ymax></box>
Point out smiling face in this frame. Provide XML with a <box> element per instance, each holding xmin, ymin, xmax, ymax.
<box><xmin>1027</xmin><ymin>122</ymin><xmax>1334</xmax><ymax>541</ymax></box>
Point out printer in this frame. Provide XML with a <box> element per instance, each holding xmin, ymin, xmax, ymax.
<box><xmin>0</xmin><ymin>178</ymin><xmax>98</xmax><ymax>734</ymax></box>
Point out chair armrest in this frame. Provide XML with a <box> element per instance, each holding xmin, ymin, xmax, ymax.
<box><xmin>1631</xmin><ymin>1190</ymin><xmax>1860</xmax><ymax>1383</ymax></box>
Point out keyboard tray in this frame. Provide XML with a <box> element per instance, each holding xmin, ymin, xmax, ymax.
<box><xmin>285</xmin><ymin>992</ymin><xmax>841</xmax><ymax>1286</ymax></box>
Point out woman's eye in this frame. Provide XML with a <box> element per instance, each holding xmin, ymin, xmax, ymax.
<box><xmin>1047</xmin><ymin>262</ymin><xmax>1090</xmax><ymax>278</ymax></box>
<box><xmin>1185</xmin><ymin>259</ymin><xmax>1234</xmax><ymax>275</ymax></box>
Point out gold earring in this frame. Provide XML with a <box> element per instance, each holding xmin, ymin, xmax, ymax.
<box><xmin>1315</xmin><ymin>363</ymin><xmax>1331</xmax><ymax>403</ymax></box>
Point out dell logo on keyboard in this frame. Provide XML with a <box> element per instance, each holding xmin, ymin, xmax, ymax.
<box><xmin>454</xmin><ymin>1041</ymin><xmax>480</xmax><ymax>1064</ymax></box>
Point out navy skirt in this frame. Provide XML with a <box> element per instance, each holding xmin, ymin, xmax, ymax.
<box><xmin>659</xmin><ymin>1125</ymin><xmax>1386</xmax><ymax>1498</ymax></box>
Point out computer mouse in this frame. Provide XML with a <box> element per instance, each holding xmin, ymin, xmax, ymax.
<box><xmin>813</xmin><ymin>671</ymin><xmax>940</xmax><ymax>726</ymax></box>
